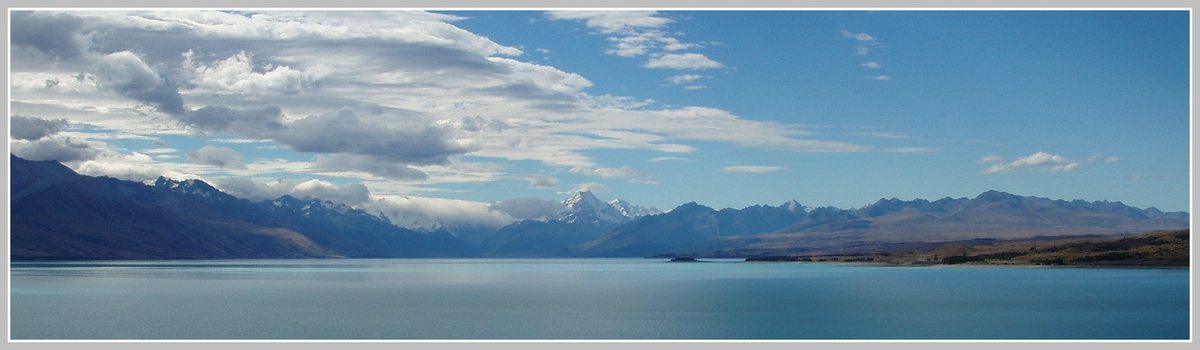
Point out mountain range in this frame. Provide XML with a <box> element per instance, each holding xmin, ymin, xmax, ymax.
<box><xmin>583</xmin><ymin>191</ymin><xmax>1189</xmax><ymax>258</ymax></box>
<box><xmin>10</xmin><ymin>155</ymin><xmax>473</xmax><ymax>260</ymax></box>
<box><xmin>8</xmin><ymin>155</ymin><xmax>1189</xmax><ymax>260</ymax></box>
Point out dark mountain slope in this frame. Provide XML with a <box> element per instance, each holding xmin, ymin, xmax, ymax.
<box><xmin>570</xmin><ymin>202</ymin><xmax>722</xmax><ymax>257</ymax></box>
<box><xmin>479</xmin><ymin>219</ymin><xmax>613</xmax><ymax>257</ymax></box>
<box><xmin>9</xmin><ymin>155</ymin><xmax>475</xmax><ymax>260</ymax></box>
<box><xmin>474</xmin><ymin>190</ymin><xmax>660</xmax><ymax>257</ymax></box>
<box><xmin>10</xmin><ymin>157</ymin><xmax>329</xmax><ymax>260</ymax></box>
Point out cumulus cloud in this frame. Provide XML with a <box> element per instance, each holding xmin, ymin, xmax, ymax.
<box><xmin>644</xmin><ymin>53</ymin><xmax>725</xmax><ymax>70</ymax></box>
<box><xmin>668</xmin><ymin>74</ymin><xmax>709</xmax><ymax>85</ymax></box>
<box><xmin>209</xmin><ymin>177</ymin><xmax>370</xmax><ymax>205</ymax></box>
<box><xmin>8</xmin><ymin>10</ymin><xmax>909</xmax><ymax>207</ymax></box>
<box><xmin>488</xmin><ymin>197</ymin><xmax>566</xmax><ymax>220</ymax></box>
<box><xmin>279</xmin><ymin>108</ymin><xmax>473</xmax><ymax>166</ymax></box>
<box><xmin>187</xmin><ymin>146</ymin><xmax>247</xmax><ymax>170</ymax></box>
<box><xmin>179</xmin><ymin>105</ymin><xmax>286</xmax><ymax>139</ymax></box>
<box><xmin>10</xmin><ymin>116</ymin><xmax>70</xmax><ymax>140</ymax></box>
<box><xmin>364</xmin><ymin>195</ymin><xmax>518</xmax><ymax>230</ymax></box>
<box><xmin>722</xmin><ymin>165</ymin><xmax>786</xmax><ymax>173</ymax></box>
<box><xmin>977</xmin><ymin>152</ymin><xmax>1081</xmax><ymax>174</ymax></box>
<box><xmin>546</xmin><ymin>11</ymin><xmax>672</xmax><ymax>34</ymax></box>
<box><xmin>183</xmin><ymin>50</ymin><xmax>330</xmax><ymax>96</ymax></box>
<box><xmin>312</xmin><ymin>154</ymin><xmax>430</xmax><ymax>181</ymax></box>
<box><xmin>841</xmin><ymin>30</ymin><xmax>877</xmax><ymax>42</ymax></box>
<box><xmin>95</xmin><ymin>51</ymin><xmax>187</xmax><ymax>116</ymax></box>
<box><xmin>510</xmin><ymin>174</ymin><xmax>560</xmax><ymax>189</ymax></box>
<box><xmin>9</xmin><ymin>11</ymin><xmax>89</xmax><ymax>60</ymax></box>
<box><xmin>842</xmin><ymin>30</ymin><xmax>880</xmax><ymax>57</ymax></box>
<box><xmin>861</xmin><ymin>62</ymin><xmax>881</xmax><ymax>68</ymax></box>
<box><xmin>10</xmin><ymin>136</ymin><xmax>105</xmax><ymax>163</ymax></box>
<box><xmin>179</xmin><ymin>106</ymin><xmax>471</xmax><ymax>181</ymax></box>
<box><xmin>72</xmin><ymin>152</ymin><xmax>181</xmax><ymax>182</ymax></box>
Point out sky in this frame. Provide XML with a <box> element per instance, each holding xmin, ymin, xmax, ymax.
<box><xmin>7</xmin><ymin>9</ymin><xmax>1192</xmax><ymax>230</ymax></box>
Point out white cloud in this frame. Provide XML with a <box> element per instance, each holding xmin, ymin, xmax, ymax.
<box><xmin>182</xmin><ymin>50</ymin><xmax>331</xmax><ymax>97</ymax></box>
<box><xmin>722</xmin><ymin>165</ymin><xmax>786</xmax><ymax>173</ymax></box>
<box><xmin>488</xmin><ymin>197</ymin><xmax>565</xmax><ymax>220</ymax></box>
<box><xmin>644</xmin><ymin>53</ymin><xmax>725</xmax><ymax>70</ymax></box>
<box><xmin>861</xmin><ymin>61</ymin><xmax>881</xmax><ymax>68</ymax></box>
<box><xmin>546</xmin><ymin>11</ymin><xmax>672</xmax><ymax>35</ymax></box>
<box><xmin>547</xmin><ymin>11</ymin><xmax>717</xmax><ymax>72</ymax></box>
<box><xmin>364</xmin><ymin>195</ymin><xmax>517</xmax><ymax>230</ymax></box>
<box><xmin>667</xmin><ymin>74</ymin><xmax>709</xmax><ymax>85</ymax></box>
<box><xmin>210</xmin><ymin>174</ymin><xmax>516</xmax><ymax>230</ymax></box>
<box><xmin>1088</xmin><ymin>154</ymin><xmax>1122</xmax><ymax>163</ymax></box>
<box><xmin>187</xmin><ymin>145</ymin><xmax>247</xmax><ymax>170</ymax></box>
<box><xmin>572</xmin><ymin>166</ymin><xmax>659</xmax><ymax>183</ymax></box>
<box><xmin>977</xmin><ymin>152</ymin><xmax>1081</xmax><ymax>174</ymax></box>
<box><xmin>510</xmin><ymin>174</ymin><xmax>560</xmax><ymax>189</ymax></box>
<box><xmin>568</xmin><ymin>182</ymin><xmax>609</xmax><ymax>194</ymax></box>
<box><xmin>648</xmin><ymin>157</ymin><xmax>689</xmax><ymax>162</ymax></box>
<box><xmin>9</xmin><ymin>10</ymin><xmax>900</xmax><ymax>205</ymax></box>
<box><xmin>73</xmin><ymin>152</ymin><xmax>192</xmax><ymax>182</ymax></box>
<box><xmin>865</xmin><ymin>75</ymin><xmax>891</xmax><ymax>80</ymax></box>
<box><xmin>209</xmin><ymin>177</ymin><xmax>369</xmax><ymax>205</ymax></box>
<box><xmin>841</xmin><ymin>30</ymin><xmax>877</xmax><ymax>42</ymax></box>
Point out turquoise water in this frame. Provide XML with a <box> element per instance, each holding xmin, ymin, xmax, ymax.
<box><xmin>9</xmin><ymin>259</ymin><xmax>1191</xmax><ymax>340</ymax></box>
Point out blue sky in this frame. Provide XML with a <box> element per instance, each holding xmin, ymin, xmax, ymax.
<box><xmin>8</xmin><ymin>9</ymin><xmax>1190</xmax><ymax>229</ymax></box>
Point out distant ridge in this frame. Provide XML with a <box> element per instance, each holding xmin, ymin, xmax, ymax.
<box><xmin>570</xmin><ymin>191</ymin><xmax>1188</xmax><ymax>257</ymax></box>
<box><xmin>9</xmin><ymin>155</ymin><xmax>1189</xmax><ymax>260</ymax></box>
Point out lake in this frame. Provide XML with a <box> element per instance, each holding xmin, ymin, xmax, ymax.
<box><xmin>8</xmin><ymin>258</ymin><xmax>1191</xmax><ymax>340</ymax></box>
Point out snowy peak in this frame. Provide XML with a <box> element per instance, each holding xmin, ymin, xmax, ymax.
<box><xmin>265</xmin><ymin>195</ymin><xmax>390</xmax><ymax>224</ymax></box>
<box><xmin>610</xmin><ymin>198</ymin><xmax>663</xmax><ymax>218</ymax></box>
<box><xmin>565</xmin><ymin>191</ymin><xmax>605</xmax><ymax>211</ymax></box>
<box><xmin>781</xmin><ymin>199</ymin><xmax>804</xmax><ymax>212</ymax></box>
<box><xmin>559</xmin><ymin>191</ymin><xmax>660</xmax><ymax>226</ymax></box>
<box><xmin>154</xmin><ymin>177</ymin><xmax>225</xmax><ymax>201</ymax></box>
<box><xmin>562</xmin><ymin>191</ymin><xmax>625</xmax><ymax>225</ymax></box>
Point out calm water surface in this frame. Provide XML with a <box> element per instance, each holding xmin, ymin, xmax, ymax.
<box><xmin>9</xmin><ymin>258</ymin><xmax>1191</xmax><ymax>340</ymax></box>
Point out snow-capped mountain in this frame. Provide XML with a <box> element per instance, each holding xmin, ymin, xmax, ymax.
<box><xmin>562</xmin><ymin>191</ymin><xmax>661</xmax><ymax>226</ymax></box>
<box><xmin>610</xmin><ymin>198</ymin><xmax>664</xmax><ymax>219</ymax></box>
<box><xmin>477</xmin><ymin>191</ymin><xmax>663</xmax><ymax>256</ymax></box>
<box><xmin>563</xmin><ymin>191</ymin><xmax>628</xmax><ymax>225</ymax></box>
